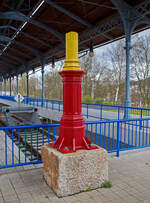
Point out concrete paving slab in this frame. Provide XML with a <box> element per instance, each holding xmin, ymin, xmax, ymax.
<box><xmin>0</xmin><ymin>148</ymin><xmax>149</xmax><ymax>202</ymax></box>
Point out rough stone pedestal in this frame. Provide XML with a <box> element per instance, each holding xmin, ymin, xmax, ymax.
<box><xmin>41</xmin><ymin>145</ymin><xmax>108</xmax><ymax>197</ymax></box>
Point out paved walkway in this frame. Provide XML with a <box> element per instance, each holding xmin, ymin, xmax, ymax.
<box><xmin>0</xmin><ymin>148</ymin><xmax>150</xmax><ymax>203</ymax></box>
<box><xmin>0</xmin><ymin>99</ymin><xmax>150</xmax><ymax>202</ymax></box>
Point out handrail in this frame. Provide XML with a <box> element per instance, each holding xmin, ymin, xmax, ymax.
<box><xmin>1</xmin><ymin>95</ymin><xmax>150</xmax><ymax>120</ymax></box>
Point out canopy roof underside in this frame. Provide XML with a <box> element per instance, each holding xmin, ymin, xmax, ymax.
<box><xmin>0</xmin><ymin>0</ymin><xmax>150</xmax><ymax>78</ymax></box>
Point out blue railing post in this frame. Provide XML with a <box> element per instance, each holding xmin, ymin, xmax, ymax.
<box><xmin>100</xmin><ymin>104</ymin><xmax>102</xmax><ymax>120</ymax></box>
<box><xmin>5</xmin><ymin>130</ymin><xmax>7</xmax><ymax>166</ymax></box>
<box><xmin>41</xmin><ymin>98</ymin><xmax>45</xmax><ymax>108</ymax></box>
<box><xmin>26</xmin><ymin>96</ymin><xmax>28</xmax><ymax>105</ymax></box>
<box><xmin>41</xmin><ymin>98</ymin><xmax>43</xmax><ymax>107</ymax></box>
<box><xmin>116</xmin><ymin>121</ymin><xmax>120</xmax><ymax>157</ymax></box>
<box><xmin>118</xmin><ymin>106</ymin><xmax>120</xmax><ymax>120</ymax></box>
<box><xmin>37</xmin><ymin>97</ymin><xmax>39</xmax><ymax>106</ymax></box>
<box><xmin>140</xmin><ymin>109</ymin><xmax>143</xmax><ymax>129</ymax></box>
<box><xmin>87</xmin><ymin>104</ymin><xmax>89</xmax><ymax>118</ymax></box>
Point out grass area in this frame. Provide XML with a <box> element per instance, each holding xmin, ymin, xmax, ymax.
<box><xmin>108</xmin><ymin>108</ymin><xmax>150</xmax><ymax>116</ymax></box>
<box><xmin>84</xmin><ymin>104</ymin><xmax>150</xmax><ymax>117</ymax></box>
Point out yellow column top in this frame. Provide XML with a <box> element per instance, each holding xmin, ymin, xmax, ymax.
<box><xmin>63</xmin><ymin>31</ymin><xmax>81</xmax><ymax>70</ymax></box>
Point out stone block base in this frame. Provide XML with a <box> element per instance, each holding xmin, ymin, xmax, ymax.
<box><xmin>41</xmin><ymin>144</ymin><xmax>108</xmax><ymax>197</ymax></box>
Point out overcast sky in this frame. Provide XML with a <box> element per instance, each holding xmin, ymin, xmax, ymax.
<box><xmin>28</xmin><ymin>27</ymin><xmax>150</xmax><ymax>78</ymax></box>
<box><xmin>95</xmin><ymin>27</ymin><xmax>150</xmax><ymax>57</ymax></box>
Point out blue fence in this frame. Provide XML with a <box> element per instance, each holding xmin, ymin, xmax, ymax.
<box><xmin>1</xmin><ymin>117</ymin><xmax>150</xmax><ymax>168</ymax></box>
<box><xmin>86</xmin><ymin>118</ymin><xmax>150</xmax><ymax>156</ymax></box>
<box><xmin>1</xmin><ymin>95</ymin><xmax>150</xmax><ymax>120</ymax></box>
<box><xmin>0</xmin><ymin>95</ymin><xmax>150</xmax><ymax>169</ymax></box>
<box><xmin>0</xmin><ymin>95</ymin><xmax>16</xmax><ymax>102</ymax></box>
<box><xmin>82</xmin><ymin>103</ymin><xmax>150</xmax><ymax>120</ymax></box>
<box><xmin>0</xmin><ymin>123</ymin><xmax>59</xmax><ymax>169</ymax></box>
<box><xmin>22</xmin><ymin>96</ymin><xmax>150</xmax><ymax>120</ymax></box>
<box><xmin>23</xmin><ymin>97</ymin><xmax>63</xmax><ymax>112</ymax></box>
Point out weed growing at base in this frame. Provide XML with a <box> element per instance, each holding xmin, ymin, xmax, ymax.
<box><xmin>101</xmin><ymin>181</ymin><xmax>112</xmax><ymax>188</ymax></box>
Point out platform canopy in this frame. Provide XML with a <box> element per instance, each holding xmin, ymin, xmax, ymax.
<box><xmin>0</xmin><ymin>0</ymin><xmax>150</xmax><ymax>78</ymax></box>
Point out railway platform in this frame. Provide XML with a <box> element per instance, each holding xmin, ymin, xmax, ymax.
<box><xmin>0</xmin><ymin>97</ymin><xmax>150</xmax><ymax>201</ymax></box>
<box><xmin>0</xmin><ymin>146</ymin><xmax>150</xmax><ymax>203</ymax></box>
<box><xmin>0</xmin><ymin>99</ymin><xmax>63</xmax><ymax>122</ymax></box>
<box><xmin>0</xmin><ymin>98</ymin><xmax>103</xmax><ymax>124</ymax></box>
<box><xmin>1</xmin><ymin>0</ymin><xmax>150</xmax><ymax>201</ymax></box>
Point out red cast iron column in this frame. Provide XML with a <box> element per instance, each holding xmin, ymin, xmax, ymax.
<box><xmin>50</xmin><ymin>32</ymin><xmax>98</xmax><ymax>153</ymax></box>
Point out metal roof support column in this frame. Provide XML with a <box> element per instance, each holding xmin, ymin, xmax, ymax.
<box><xmin>26</xmin><ymin>72</ymin><xmax>29</xmax><ymax>102</ymax></box>
<box><xmin>0</xmin><ymin>76</ymin><xmax>3</xmax><ymax>95</ymax></box>
<box><xmin>4</xmin><ymin>79</ymin><xmax>6</xmax><ymax>96</ymax></box>
<box><xmin>16</xmin><ymin>74</ymin><xmax>19</xmax><ymax>95</ymax></box>
<box><xmin>9</xmin><ymin>77</ymin><xmax>11</xmax><ymax>96</ymax></box>
<box><xmin>110</xmin><ymin>0</ymin><xmax>137</xmax><ymax>118</ymax></box>
<box><xmin>124</xmin><ymin>29</ymin><xmax>132</xmax><ymax>119</ymax></box>
<box><xmin>40</xmin><ymin>57</ymin><xmax>45</xmax><ymax>107</ymax></box>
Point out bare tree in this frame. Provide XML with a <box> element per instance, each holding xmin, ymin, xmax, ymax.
<box><xmin>80</xmin><ymin>54</ymin><xmax>109</xmax><ymax>100</ymax></box>
<box><xmin>18</xmin><ymin>74</ymin><xmax>26</xmax><ymax>96</ymax></box>
<box><xmin>29</xmin><ymin>76</ymin><xmax>40</xmax><ymax>97</ymax></box>
<box><xmin>131</xmin><ymin>35</ymin><xmax>150</xmax><ymax>106</ymax></box>
<box><xmin>107</xmin><ymin>40</ymin><xmax>126</xmax><ymax>102</ymax></box>
<box><xmin>45</xmin><ymin>61</ymin><xmax>63</xmax><ymax>100</ymax></box>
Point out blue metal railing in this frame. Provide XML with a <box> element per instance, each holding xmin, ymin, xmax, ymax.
<box><xmin>1</xmin><ymin>95</ymin><xmax>150</xmax><ymax>120</ymax></box>
<box><xmin>81</xmin><ymin>103</ymin><xmax>148</xmax><ymax>120</ymax></box>
<box><xmin>1</xmin><ymin>117</ymin><xmax>150</xmax><ymax>168</ymax></box>
<box><xmin>23</xmin><ymin>97</ymin><xmax>63</xmax><ymax>112</ymax></box>
<box><xmin>86</xmin><ymin>117</ymin><xmax>150</xmax><ymax>156</ymax></box>
<box><xmin>23</xmin><ymin>96</ymin><xmax>150</xmax><ymax>120</ymax></box>
<box><xmin>0</xmin><ymin>95</ymin><xmax>16</xmax><ymax>102</ymax></box>
<box><xmin>0</xmin><ymin>123</ymin><xmax>59</xmax><ymax>169</ymax></box>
